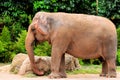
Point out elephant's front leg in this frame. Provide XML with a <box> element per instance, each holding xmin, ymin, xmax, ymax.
<box><xmin>48</xmin><ymin>48</ymin><xmax>64</xmax><ymax>78</ymax></box>
<box><xmin>48</xmin><ymin>40</ymin><xmax>69</xmax><ymax>78</ymax></box>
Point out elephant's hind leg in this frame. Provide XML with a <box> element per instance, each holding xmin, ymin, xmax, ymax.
<box><xmin>106</xmin><ymin>58</ymin><xmax>116</xmax><ymax>78</ymax></box>
<box><xmin>100</xmin><ymin>60</ymin><xmax>108</xmax><ymax>77</ymax></box>
<box><xmin>101</xmin><ymin>39</ymin><xmax>117</xmax><ymax>78</ymax></box>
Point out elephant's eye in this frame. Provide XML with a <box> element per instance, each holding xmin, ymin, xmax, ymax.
<box><xmin>32</xmin><ymin>29</ymin><xmax>35</xmax><ymax>31</ymax></box>
<box><xmin>30</xmin><ymin>25</ymin><xmax>35</xmax><ymax>31</ymax></box>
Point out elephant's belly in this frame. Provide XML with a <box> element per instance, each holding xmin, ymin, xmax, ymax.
<box><xmin>67</xmin><ymin>50</ymin><xmax>101</xmax><ymax>59</ymax></box>
<box><xmin>66</xmin><ymin>42</ymin><xmax>102</xmax><ymax>59</ymax></box>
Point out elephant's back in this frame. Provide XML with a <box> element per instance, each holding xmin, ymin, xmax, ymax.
<box><xmin>38</xmin><ymin>12</ymin><xmax>117</xmax><ymax>38</ymax></box>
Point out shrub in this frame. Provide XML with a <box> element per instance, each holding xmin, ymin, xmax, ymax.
<box><xmin>34</xmin><ymin>42</ymin><xmax>51</xmax><ymax>56</ymax></box>
<box><xmin>0</xmin><ymin>41</ymin><xmax>5</xmax><ymax>53</ymax></box>
<box><xmin>14</xmin><ymin>30</ymin><xmax>27</xmax><ymax>53</ymax></box>
<box><xmin>0</xmin><ymin>27</ymin><xmax>27</xmax><ymax>62</ymax></box>
<box><xmin>0</xmin><ymin>26</ymin><xmax>12</xmax><ymax>62</ymax></box>
<box><xmin>13</xmin><ymin>29</ymin><xmax>51</xmax><ymax>57</ymax></box>
<box><xmin>117</xmin><ymin>49</ymin><xmax>120</xmax><ymax>65</ymax></box>
<box><xmin>117</xmin><ymin>28</ymin><xmax>120</xmax><ymax>65</ymax></box>
<box><xmin>0</xmin><ymin>26</ymin><xmax>11</xmax><ymax>42</ymax></box>
<box><xmin>117</xmin><ymin>28</ymin><xmax>120</xmax><ymax>49</ymax></box>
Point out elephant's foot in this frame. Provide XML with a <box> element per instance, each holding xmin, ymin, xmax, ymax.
<box><xmin>48</xmin><ymin>72</ymin><xmax>67</xmax><ymax>79</ymax></box>
<box><xmin>100</xmin><ymin>73</ymin><xmax>106</xmax><ymax>77</ymax></box>
<box><xmin>106</xmin><ymin>73</ymin><xmax>116</xmax><ymax>78</ymax></box>
<box><xmin>59</xmin><ymin>72</ymin><xmax>67</xmax><ymax>78</ymax></box>
<box><xmin>100</xmin><ymin>73</ymin><xmax>116</xmax><ymax>78</ymax></box>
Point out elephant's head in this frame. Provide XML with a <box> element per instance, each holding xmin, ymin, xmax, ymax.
<box><xmin>31</xmin><ymin>12</ymin><xmax>54</xmax><ymax>43</ymax></box>
<box><xmin>25</xmin><ymin>12</ymin><xmax>53</xmax><ymax>75</ymax></box>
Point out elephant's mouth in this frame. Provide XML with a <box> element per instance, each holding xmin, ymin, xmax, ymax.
<box><xmin>35</xmin><ymin>39</ymin><xmax>40</xmax><ymax>46</ymax></box>
<box><xmin>35</xmin><ymin>38</ymin><xmax>45</xmax><ymax>46</ymax></box>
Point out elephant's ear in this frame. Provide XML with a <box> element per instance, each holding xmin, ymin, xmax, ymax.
<box><xmin>35</xmin><ymin>15</ymin><xmax>53</xmax><ymax>35</ymax></box>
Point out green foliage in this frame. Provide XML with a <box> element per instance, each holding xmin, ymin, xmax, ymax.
<box><xmin>67</xmin><ymin>65</ymin><xmax>101</xmax><ymax>74</ymax></box>
<box><xmin>0</xmin><ymin>15</ymin><xmax>12</xmax><ymax>25</ymax></box>
<box><xmin>34</xmin><ymin>42</ymin><xmax>51</xmax><ymax>56</ymax></box>
<box><xmin>98</xmin><ymin>0</ymin><xmax>120</xmax><ymax>27</ymax></box>
<box><xmin>117</xmin><ymin>49</ymin><xmax>120</xmax><ymax>65</ymax></box>
<box><xmin>78</xmin><ymin>59</ymin><xmax>84</xmax><ymax>65</ymax></box>
<box><xmin>10</xmin><ymin>23</ymin><xmax>23</xmax><ymax>40</ymax></box>
<box><xmin>0</xmin><ymin>26</ymin><xmax>12</xmax><ymax>62</ymax></box>
<box><xmin>0</xmin><ymin>26</ymin><xmax>11</xmax><ymax>42</ymax></box>
<box><xmin>0</xmin><ymin>0</ymin><xmax>120</xmax><ymax>64</ymax></box>
<box><xmin>0</xmin><ymin>41</ymin><xmax>5</xmax><ymax>53</ymax></box>
<box><xmin>0</xmin><ymin>27</ymin><xmax>27</xmax><ymax>62</ymax></box>
<box><xmin>33</xmin><ymin>0</ymin><xmax>96</xmax><ymax>14</ymax></box>
<box><xmin>14</xmin><ymin>30</ymin><xmax>27</xmax><ymax>53</ymax></box>
<box><xmin>117</xmin><ymin>28</ymin><xmax>120</xmax><ymax>49</ymax></box>
<box><xmin>33</xmin><ymin>0</ymin><xmax>50</xmax><ymax>12</ymax></box>
<box><xmin>117</xmin><ymin>28</ymin><xmax>120</xmax><ymax>65</ymax></box>
<box><xmin>0</xmin><ymin>0</ymin><xmax>32</xmax><ymax>40</ymax></box>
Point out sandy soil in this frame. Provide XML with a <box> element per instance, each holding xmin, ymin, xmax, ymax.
<box><xmin>0</xmin><ymin>72</ymin><xmax>120</xmax><ymax>80</ymax></box>
<box><xmin>0</xmin><ymin>64</ymin><xmax>119</xmax><ymax>80</ymax></box>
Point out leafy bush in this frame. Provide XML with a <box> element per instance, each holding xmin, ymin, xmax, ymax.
<box><xmin>13</xmin><ymin>30</ymin><xmax>51</xmax><ymax>56</ymax></box>
<box><xmin>14</xmin><ymin>30</ymin><xmax>27</xmax><ymax>54</ymax></box>
<box><xmin>34</xmin><ymin>42</ymin><xmax>51</xmax><ymax>56</ymax></box>
<box><xmin>0</xmin><ymin>27</ymin><xmax>27</xmax><ymax>62</ymax></box>
<box><xmin>0</xmin><ymin>26</ymin><xmax>11</xmax><ymax>42</ymax></box>
<box><xmin>0</xmin><ymin>26</ymin><xmax>12</xmax><ymax>62</ymax></box>
<box><xmin>0</xmin><ymin>1</ymin><xmax>31</xmax><ymax>40</ymax></box>
<box><xmin>98</xmin><ymin>0</ymin><xmax>120</xmax><ymax>27</ymax></box>
<box><xmin>33</xmin><ymin>0</ymin><xmax>96</xmax><ymax>14</ymax></box>
<box><xmin>0</xmin><ymin>41</ymin><xmax>5</xmax><ymax>53</ymax></box>
<box><xmin>117</xmin><ymin>28</ymin><xmax>120</xmax><ymax>65</ymax></box>
<box><xmin>117</xmin><ymin>49</ymin><xmax>120</xmax><ymax>65</ymax></box>
<box><xmin>0</xmin><ymin>14</ymin><xmax>26</xmax><ymax>41</ymax></box>
<box><xmin>0</xmin><ymin>0</ymin><xmax>120</xmax><ymax>64</ymax></box>
<box><xmin>117</xmin><ymin>28</ymin><xmax>120</xmax><ymax>49</ymax></box>
<box><xmin>10</xmin><ymin>22</ymin><xmax>23</xmax><ymax>40</ymax></box>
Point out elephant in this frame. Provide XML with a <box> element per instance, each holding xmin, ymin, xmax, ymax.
<box><xmin>25</xmin><ymin>12</ymin><xmax>117</xmax><ymax>78</ymax></box>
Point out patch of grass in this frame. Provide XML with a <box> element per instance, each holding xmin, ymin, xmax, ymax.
<box><xmin>24</xmin><ymin>73</ymin><xmax>38</xmax><ymax>78</ymax></box>
<box><xmin>67</xmin><ymin>65</ymin><xmax>120</xmax><ymax>75</ymax></box>
<box><xmin>67</xmin><ymin>65</ymin><xmax>101</xmax><ymax>75</ymax></box>
<box><xmin>0</xmin><ymin>63</ymin><xmax>120</xmax><ymax>76</ymax></box>
<box><xmin>117</xmin><ymin>66</ymin><xmax>120</xmax><ymax>71</ymax></box>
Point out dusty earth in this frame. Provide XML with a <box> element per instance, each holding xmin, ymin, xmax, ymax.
<box><xmin>0</xmin><ymin>64</ymin><xmax>120</xmax><ymax>80</ymax></box>
<box><xmin>0</xmin><ymin>72</ymin><xmax>120</xmax><ymax>80</ymax></box>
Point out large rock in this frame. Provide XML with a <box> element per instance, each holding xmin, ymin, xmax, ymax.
<box><xmin>9</xmin><ymin>53</ymin><xmax>28</xmax><ymax>73</ymax></box>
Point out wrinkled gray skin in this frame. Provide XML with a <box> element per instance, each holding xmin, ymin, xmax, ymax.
<box><xmin>25</xmin><ymin>12</ymin><xmax>117</xmax><ymax>78</ymax></box>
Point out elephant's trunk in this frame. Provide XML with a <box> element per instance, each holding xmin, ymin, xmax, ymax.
<box><xmin>25</xmin><ymin>26</ymin><xmax>35</xmax><ymax>64</ymax></box>
<box><xmin>25</xmin><ymin>26</ymin><xmax>44</xmax><ymax>75</ymax></box>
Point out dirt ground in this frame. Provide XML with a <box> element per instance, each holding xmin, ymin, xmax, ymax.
<box><xmin>0</xmin><ymin>72</ymin><xmax>120</xmax><ymax>80</ymax></box>
<box><xmin>0</xmin><ymin>64</ymin><xmax>119</xmax><ymax>80</ymax></box>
